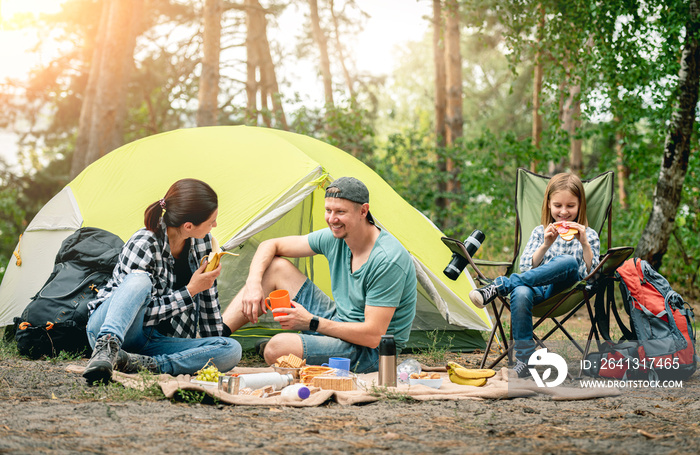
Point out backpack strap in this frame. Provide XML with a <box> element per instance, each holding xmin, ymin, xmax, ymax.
<box><xmin>593</xmin><ymin>275</ymin><xmax>635</xmax><ymax>342</ymax></box>
<box><xmin>610</xmin><ymin>286</ymin><xmax>635</xmax><ymax>340</ymax></box>
<box><xmin>594</xmin><ymin>278</ymin><xmax>614</xmax><ymax>342</ymax></box>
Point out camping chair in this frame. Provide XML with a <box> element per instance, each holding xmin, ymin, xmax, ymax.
<box><xmin>442</xmin><ymin>168</ymin><xmax>633</xmax><ymax>373</ymax></box>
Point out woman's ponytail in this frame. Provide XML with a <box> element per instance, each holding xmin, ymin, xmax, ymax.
<box><xmin>144</xmin><ymin>201</ymin><xmax>164</xmax><ymax>232</ymax></box>
<box><xmin>143</xmin><ymin>179</ymin><xmax>218</xmax><ymax>233</ymax></box>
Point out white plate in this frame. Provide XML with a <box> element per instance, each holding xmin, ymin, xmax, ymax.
<box><xmin>190</xmin><ymin>379</ymin><xmax>218</xmax><ymax>388</ymax></box>
<box><xmin>408</xmin><ymin>378</ymin><xmax>443</xmax><ymax>389</ymax></box>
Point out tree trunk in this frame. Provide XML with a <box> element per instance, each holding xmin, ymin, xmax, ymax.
<box><xmin>330</xmin><ymin>0</ymin><xmax>354</xmax><ymax>99</ymax></box>
<box><xmin>530</xmin><ymin>3</ymin><xmax>545</xmax><ymax>173</ymax></box>
<box><xmin>259</xmin><ymin>54</ymin><xmax>271</xmax><ymax>127</ymax></box>
<box><xmin>433</xmin><ymin>0</ymin><xmax>448</xmax><ymax>212</ymax></box>
<box><xmin>245</xmin><ymin>0</ymin><xmax>260</xmax><ymax>125</ymax></box>
<box><xmin>257</xmin><ymin>9</ymin><xmax>287</xmax><ymax>129</ymax></box>
<box><xmin>568</xmin><ymin>37</ymin><xmax>593</xmax><ymax>176</ymax></box>
<box><xmin>197</xmin><ymin>0</ymin><xmax>222</xmax><ymax>127</ymax></box>
<box><xmin>245</xmin><ymin>0</ymin><xmax>287</xmax><ymax>129</ymax></box>
<box><xmin>444</xmin><ymin>0</ymin><xmax>462</xmax><ymax>196</ymax></box>
<box><xmin>636</xmin><ymin>0</ymin><xmax>700</xmax><ymax>270</ymax></box>
<box><xmin>615</xmin><ymin>121</ymin><xmax>628</xmax><ymax>210</ymax></box>
<box><xmin>569</xmin><ymin>88</ymin><xmax>582</xmax><ymax>176</ymax></box>
<box><xmin>560</xmin><ymin>65</ymin><xmax>582</xmax><ymax>176</ymax></box>
<box><xmin>557</xmin><ymin>69</ymin><xmax>572</xmax><ymax>175</ymax></box>
<box><xmin>71</xmin><ymin>0</ymin><xmax>109</xmax><ymax>178</ymax></box>
<box><xmin>309</xmin><ymin>0</ymin><xmax>334</xmax><ymax>107</ymax></box>
<box><xmin>71</xmin><ymin>0</ymin><xmax>142</xmax><ymax>178</ymax></box>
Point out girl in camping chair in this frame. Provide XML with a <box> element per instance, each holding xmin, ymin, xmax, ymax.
<box><xmin>469</xmin><ymin>173</ymin><xmax>600</xmax><ymax>378</ymax></box>
<box><xmin>83</xmin><ymin>178</ymin><xmax>241</xmax><ymax>384</ymax></box>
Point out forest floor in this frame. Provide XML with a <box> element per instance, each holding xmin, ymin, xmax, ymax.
<box><xmin>2</xmin><ymin>319</ymin><xmax>700</xmax><ymax>454</ymax></box>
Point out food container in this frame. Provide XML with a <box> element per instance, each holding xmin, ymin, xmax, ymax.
<box><xmin>271</xmin><ymin>365</ymin><xmax>301</xmax><ymax>381</ymax></box>
<box><xmin>218</xmin><ymin>372</ymin><xmax>294</xmax><ymax>394</ymax></box>
<box><xmin>408</xmin><ymin>377</ymin><xmax>443</xmax><ymax>389</ymax></box>
<box><xmin>219</xmin><ymin>374</ymin><xmax>241</xmax><ymax>394</ymax></box>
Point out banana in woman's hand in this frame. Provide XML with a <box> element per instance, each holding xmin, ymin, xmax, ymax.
<box><xmin>446</xmin><ymin>361</ymin><xmax>495</xmax><ymax>386</ymax></box>
<box><xmin>201</xmin><ymin>237</ymin><xmax>238</xmax><ymax>272</ymax></box>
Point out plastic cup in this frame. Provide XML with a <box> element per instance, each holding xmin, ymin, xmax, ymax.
<box><xmin>265</xmin><ymin>289</ymin><xmax>291</xmax><ymax>316</ymax></box>
<box><xmin>322</xmin><ymin>357</ymin><xmax>351</xmax><ymax>376</ymax></box>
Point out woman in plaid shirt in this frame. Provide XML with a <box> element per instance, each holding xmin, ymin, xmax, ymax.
<box><xmin>83</xmin><ymin>179</ymin><xmax>241</xmax><ymax>384</ymax></box>
<box><xmin>469</xmin><ymin>173</ymin><xmax>600</xmax><ymax>379</ymax></box>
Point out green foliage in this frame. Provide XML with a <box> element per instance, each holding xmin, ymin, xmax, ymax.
<box><xmin>47</xmin><ymin>349</ymin><xmax>86</xmax><ymax>364</ymax></box>
<box><xmin>0</xmin><ymin>331</ymin><xmax>20</xmax><ymax>360</ymax></box>
<box><xmin>173</xmin><ymin>389</ymin><xmax>209</xmax><ymax>405</ymax></box>
<box><xmin>0</xmin><ymin>156</ymin><xmax>69</xmax><ymax>282</ymax></box>
<box><xmin>80</xmin><ymin>372</ymin><xmax>165</xmax><ymax>402</ymax></box>
<box><xmin>368</xmin><ymin>385</ymin><xmax>416</xmax><ymax>402</ymax></box>
<box><xmin>0</xmin><ymin>186</ymin><xmax>26</xmax><ymax>280</ymax></box>
<box><xmin>414</xmin><ymin>329</ymin><xmax>455</xmax><ymax>365</ymax></box>
<box><xmin>291</xmin><ymin>99</ymin><xmax>376</xmax><ymax>161</ymax></box>
<box><xmin>372</xmin><ymin>128</ymin><xmax>539</xmax><ymax>262</ymax></box>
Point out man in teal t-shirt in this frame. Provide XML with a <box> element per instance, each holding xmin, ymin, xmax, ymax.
<box><xmin>222</xmin><ymin>177</ymin><xmax>417</xmax><ymax>373</ymax></box>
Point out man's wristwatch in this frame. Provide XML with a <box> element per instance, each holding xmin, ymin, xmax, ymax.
<box><xmin>309</xmin><ymin>316</ymin><xmax>319</xmax><ymax>332</ymax></box>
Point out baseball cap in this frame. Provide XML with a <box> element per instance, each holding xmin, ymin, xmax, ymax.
<box><xmin>325</xmin><ymin>177</ymin><xmax>375</xmax><ymax>225</ymax></box>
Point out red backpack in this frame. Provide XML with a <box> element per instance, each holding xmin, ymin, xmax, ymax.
<box><xmin>585</xmin><ymin>258</ymin><xmax>697</xmax><ymax>381</ymax></box>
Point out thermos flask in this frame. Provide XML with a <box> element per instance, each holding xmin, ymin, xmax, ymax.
<box><xmin>378</xmin><ymin>334</ymin><xmax>397</xmax><ymax>387</ymax></box>
<box><xmin>443</xmin><ymin>229</ymin><xmax>486</xmax><ymax>280</ymax></box>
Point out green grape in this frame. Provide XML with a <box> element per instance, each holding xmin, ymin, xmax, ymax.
<box><xmin>195</xmin><ymin>362</ymin><xmax>221</xmax><ymax>382</ymax></box>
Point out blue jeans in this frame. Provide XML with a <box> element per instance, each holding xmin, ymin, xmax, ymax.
<box><xmin>292</xmin><ymin>279</ymin><xmax>380</xmax><ymax>374</ymax></box>
<box><xmin>86</xmin><ymin>272</ymin><xmax>241</xmax><ymax>375</ymax></box>
<box><xmin>494</xmin><ymin>255</ymin><xmax>580</xmax><ymax>363</ymax></box>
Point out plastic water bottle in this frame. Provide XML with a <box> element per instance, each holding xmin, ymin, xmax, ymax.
<box><xmin>397</xmin><ymin>359</ymin><xmax>422</xmax><ymax>384</ymax></box>
<box><xmin>281</xmin><ymin>383</ymin><xmax>311</xmax><ymax>401</ymax></box>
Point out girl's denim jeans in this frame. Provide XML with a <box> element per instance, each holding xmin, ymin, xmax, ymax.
<box><xmin>494</xmin><ymin>255</ymin><xmax>580</xmax><ymax>363</ymax></box>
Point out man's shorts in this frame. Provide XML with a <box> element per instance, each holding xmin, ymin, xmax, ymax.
<box><xmin>292</xmin><ymin>278</ymin><xmax>379</xmax><ymax>374</ymax></box>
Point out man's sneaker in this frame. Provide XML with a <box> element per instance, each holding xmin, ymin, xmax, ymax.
<box><xmin>255</xmin><ymin>338</ymin><xmax>270</xmax><ymax>360</ymax></box>
<box><xmin>115</xmin><ymin>350</ymin><xmax>159</xmax><ymax>374</ymax></box>
<box><xmin>469</xmin><ymin>283</ymin><xmax>499</xmax><ymax>308</ymax></box>
<box><xmin>83</xmin><ymin>334</ymin><xmax>121</xmax><ymax>384</ymax></box>
<box><xmin>512</xmin><ymin>360</ymin><xmax>532</xmax><ymax>379</ymax></box>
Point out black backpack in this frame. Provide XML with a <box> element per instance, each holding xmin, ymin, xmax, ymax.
<box><xmin>13</xmin><ymin>227</ymin><xmax>124</xmax><ymax>359</ymax></box>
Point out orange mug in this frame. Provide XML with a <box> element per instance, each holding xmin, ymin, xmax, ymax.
<box><xmin>265</xmin><ymin>289</ymin><xmax>291</xmax><ymax>316</ymax></box>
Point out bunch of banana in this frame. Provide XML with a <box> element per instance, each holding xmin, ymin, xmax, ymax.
<box><xmin>446</xmin><ymin>361</ymin><xmax>496</xmax><ymax>387</ymax></box>
<box><xmin>201</xmin><ymin>237</ymin><xmax>239</xmax><ymax>272</ymax></box>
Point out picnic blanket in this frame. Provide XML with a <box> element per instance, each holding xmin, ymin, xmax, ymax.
<box><xmin>66</xmin><ymin>365</ymin><xmax>620</xmax><ymax>406</ymax></box>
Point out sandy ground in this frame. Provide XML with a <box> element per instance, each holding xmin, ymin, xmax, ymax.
<box><xmin>2</xmin><ymin>346</ymin><xmax>700</xmax><ymax>455</ymax></box>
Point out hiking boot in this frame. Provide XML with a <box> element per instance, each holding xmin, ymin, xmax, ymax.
<box><xmin>83</xmin><ymin>335</ymin><xmax>121</xmax><ymax>384</ymax></box>
<box><xmin>255</xmin><ymin>338</ymin><xmax>270</xmax><ymax>360</ymax></box>
<box><xmin>512</xmin><ymin>360</ymin><xmax>532</xmax><ymax>379</ymax></box>
<box><xmin>115</xmin><ymin>350</ymin><xmax>159</xmax><ymax>374</ymax></box>
<box><xmin>469</xmin><ymin>283</ymin><xmax>499</xmax><ymax>308</ymax></box>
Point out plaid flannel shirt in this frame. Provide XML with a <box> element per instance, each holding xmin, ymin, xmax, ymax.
<box><xmin>87</xmin><ymin>224</ymin><xmax>224</xmax><ymax>338</ymax></box>
<box><xmin>519</xmin><ymin>225</ymin><xmax>601</xmax><ymax>280</ymax></box>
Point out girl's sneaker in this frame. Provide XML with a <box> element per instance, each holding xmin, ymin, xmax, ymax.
<box><xmin>468</xmin><ymin>284</ymin><xmax>499</xmax><ymax>308</ymax></box>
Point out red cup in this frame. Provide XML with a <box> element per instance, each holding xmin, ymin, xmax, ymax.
<box><xmin>265</xmin><ymin>289</ymin><xmax>291</xmax><ymax>316</ymax></box>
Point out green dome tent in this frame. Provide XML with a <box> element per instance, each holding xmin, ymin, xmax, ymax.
<box><xmin>0</xmin><ymin>126</ymin><xmax>490</xmax><ymax>351</ymax></box>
